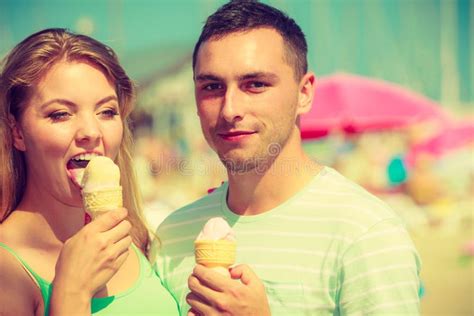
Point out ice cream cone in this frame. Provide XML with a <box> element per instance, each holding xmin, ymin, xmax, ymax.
<box><xmin>194</xmin><ymin>239</ymin><xmax>236</xmax><ymax>268</ymax></box>
<box><xmin>81</xmin><ymin>156</ymin><xmax>122</xmax><ymax>219</ymax></box>
<box><xmin>83</xmin><ymin>187</ymin><xmax>122</xmax><ymax>218</ymax></box>
<box><xmin>194</xmin><ymin>217</ymin><xmax>237</xmax><ymax>276</ymax></box>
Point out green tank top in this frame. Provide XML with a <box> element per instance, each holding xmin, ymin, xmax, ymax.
<box><xmin>0</xmin><ymin>242</ymin><xmax>179</xmax><ymax>315</ymax></box>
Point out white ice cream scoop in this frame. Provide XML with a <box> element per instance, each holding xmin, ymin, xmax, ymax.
<box><xmin>81</xmin><ymin>156</ymin><xmax>122</xmax><ymax>218</ymax></box>
<box><xmin>195</xmin><ymin>217</ymin><xmax>237</xmax><ymax>276</ymax></box>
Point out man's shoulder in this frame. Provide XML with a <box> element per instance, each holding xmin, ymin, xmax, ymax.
<box><xmin>157</xmin><ymin>183</ymin><xmax>226</xmax><ymax>235</ymax></box>
<box><xmin>305</xmin><ymin>167</ymin><xmax>401</xmax><ymax>227</ymax></box>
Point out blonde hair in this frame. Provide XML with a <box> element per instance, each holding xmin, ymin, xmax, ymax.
<box><xmin>0</xmin><ymin>28</ymin><xmax>150</xmax><ymax>255</ymax></box>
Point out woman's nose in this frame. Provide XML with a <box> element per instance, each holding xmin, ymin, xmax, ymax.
<box><xmin>75</xmin><ymin>115</ymin><xmax>101</xmax><ymax>144</ymax></box>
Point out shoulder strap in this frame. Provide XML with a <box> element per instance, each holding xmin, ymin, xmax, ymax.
<box><xmin>0</xmin><ymin>241</ymin><xmax>42</xmax><ymax>288</ymax></box>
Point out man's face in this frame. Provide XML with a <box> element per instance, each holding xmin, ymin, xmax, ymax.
<box><xmin>194</xmin><ymin>28</ymin><xmax>307</xmax><ymax>173</ymax></box>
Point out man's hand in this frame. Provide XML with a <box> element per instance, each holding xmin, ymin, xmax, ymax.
<box><xmin>186</xmin><ymin>264</ymin><xmax>271</xmax><ymax>316</ymax></box>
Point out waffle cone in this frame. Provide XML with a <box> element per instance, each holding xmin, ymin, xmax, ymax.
<box><xmin>82</xmin><ymin>187</ymin><xmax>122</xmax><ymax>218</ymax></box>
<box><xmin>194</xmin><ymin>240</ymin><xmax>236</xmax><ymax>267</ymax></box>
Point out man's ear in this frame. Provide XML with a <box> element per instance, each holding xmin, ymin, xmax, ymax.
<box><xmin>297</xmin><ymin>72</ymin><xmax>315</xmax><ymax>115</ymax></box>
<box><xmin>9</xmin><ymin>115</ymin><xmax>26</xmax><ymax>151</ymax></box>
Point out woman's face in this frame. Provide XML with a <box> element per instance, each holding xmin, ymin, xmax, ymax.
<box><xmin>13</xmin><ymin>60</ymin><xmax>123</xmax><ymax>207</ymax></box>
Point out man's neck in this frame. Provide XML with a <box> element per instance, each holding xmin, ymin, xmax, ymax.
<box><xmin>226</xmin><ymin>143</ymin><xmax>323</xmax><ymax>216</ymax></box>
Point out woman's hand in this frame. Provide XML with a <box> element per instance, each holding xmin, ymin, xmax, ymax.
<box><xmin>49</xmin><ymin>208</ymin><xmax>132</xmax><ymax>316</ymax></box>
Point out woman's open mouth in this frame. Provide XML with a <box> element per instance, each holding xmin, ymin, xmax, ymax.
<box><xmin>66</xmin><ymin>153</ymin><xmax>102</xmax><ymax>188</ymax></box>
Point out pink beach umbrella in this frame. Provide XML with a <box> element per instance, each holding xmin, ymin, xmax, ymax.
<box><xmin>406</xmin><ymin>119</ymin><xmax>474</xmax><ymax>166</ymax></box>
<box><xmin>300</xmin><ymin>73</ymin><xmax>449</xmax><ymax>139</ymax></box>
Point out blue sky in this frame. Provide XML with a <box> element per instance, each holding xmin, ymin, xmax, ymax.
<box><xmin>1</xmin><ymin>0</ymin><xmax>471</xmax><ymax>103</ymax></box>
<box><xmin>0</xmin><ymin>0</ymin><xmax>225</xmax><ymax>56</ymax></box>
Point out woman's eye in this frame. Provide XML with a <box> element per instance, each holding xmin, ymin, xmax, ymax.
<box><xmin>48</xmin><ymin>111</ymin><xmax>71</xmax><ymax>122</ymax></box>
<box><xmin>100</xmin><ymin>108</ymin><xmax>119</xmax><ymax>118</ymax></box>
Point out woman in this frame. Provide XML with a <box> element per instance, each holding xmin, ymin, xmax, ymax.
<box><xmin>0</xmin><ymin>28</ymin><xmax>178</xmax><ymax>315</ymax></box>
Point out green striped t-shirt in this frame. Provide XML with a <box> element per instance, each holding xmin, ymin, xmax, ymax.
<box><xmin>155</xmin><ymin>167</ymin><xmax>421</xmax><ymax>315</ymax></box>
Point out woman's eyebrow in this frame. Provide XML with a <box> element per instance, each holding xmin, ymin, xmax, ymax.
<box><xmin>39</xmin><ymin>95</ymin><xmax>118</xmax><ymax>110</ymax></box>
<box><xmin>96</xmin><ymin>95</ymin><xmax>118</xmax><ymax>106</ymax></box>
<box><xmin>39</xmin><ymin>98</ymin><xmax>76</xmax><ymax>109</ymax></box>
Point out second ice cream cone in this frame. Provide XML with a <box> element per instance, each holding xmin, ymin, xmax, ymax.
<box><xmin>194</xmin><ymin>240</ymin><xmax>236</xmax><ymax>267</ymax></box>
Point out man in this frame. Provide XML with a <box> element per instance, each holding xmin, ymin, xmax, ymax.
<box><xmin>155</xmin><ymin>1</ymin><xmax>421</xmax><ymax>315</ymax></box>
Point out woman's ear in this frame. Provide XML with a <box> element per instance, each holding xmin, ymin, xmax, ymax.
<box><xmin>9</xmin><ymin>115</ymin><xmax>26</xmax><ymax>151</ymax></box>
<box><xmin>297</xmin><ymin>72</ymin><xmax>315</xmax><ymax>115</ymax></box>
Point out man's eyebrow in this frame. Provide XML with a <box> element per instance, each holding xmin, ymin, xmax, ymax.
<box><xmin>238</xmin><ymin>72</ymin><xmax>279</xmax><ymax>81</ymax></box>
<box><xmin>195</xmin><ymin>72</ymin><xmax>279</xmax><ymax>82</ymax></box>
<box><xmin>195</xmin><ymin>74</ymin><xmax>222</xmax><ymax>82</ymax></box>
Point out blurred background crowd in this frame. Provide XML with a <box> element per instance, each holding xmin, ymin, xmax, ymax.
<box><xmin>1</xmin><ymin>0</ymin><xmax>472</xmax><ymax>314</ymax></box>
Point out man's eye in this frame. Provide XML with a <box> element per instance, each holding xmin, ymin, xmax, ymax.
<box><xmin>203</xmin><ymin>83</ymin><xmax>222</xmax><ymax>91</ymax></box>
<box><xmin>48</xmin><ymin>111</ymin><xmax>71</xmax><ymax>121</ymax></box>
<box><xmin>248</xmin><ymin>81</ymin><xmax>267</xmax><ymax>89</ymax></box>
<box><xmin>245</xmin><ymin>81</ymin><xmax>269</xmax><ymax>93</ymax></box>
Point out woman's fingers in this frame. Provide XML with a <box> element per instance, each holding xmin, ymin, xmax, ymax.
<box><xmin>102</xmin><ymin>218</ymin><xmax>132</xmax><ymax>245</ymax></box>
<box><xmin>110</xmin><ymin>235</ymin><xmax>133</xmax><ymax>258</ymax></box>
<box><xmin>88</xmin><ymin>208</ymin><xmax>128</xmax><ymax>233</ymax></box>
<box><xmin>113</xmin><ymin>246</ymin><xmax>130</xmax><ymax>270</ymax></box>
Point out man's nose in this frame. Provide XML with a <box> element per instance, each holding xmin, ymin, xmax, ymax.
<box><xmin>221</xmin><ymin>86</ymin><xmax>245</xmax><ymax>123</ymax></box>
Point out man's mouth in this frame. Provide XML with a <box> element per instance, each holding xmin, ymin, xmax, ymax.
<box><xmin>66</xmin><ymin>153</ymin><xmax>102</xmax><ymax>187</ymax></box>
<box><xmin>218</xmin><ymin>130</ymin><xmax>256</xmax><ymax>141</ymax></box>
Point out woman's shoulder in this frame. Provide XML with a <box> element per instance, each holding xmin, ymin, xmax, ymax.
<box><xmin>0</xmin><ymin>237</ymin><xmax>44</xmax><ymax>315</ymax></box>
<box><xmin>0</xmin><ymin>211</ymin><xmax>50</xmax><ymax>315</ymax></box>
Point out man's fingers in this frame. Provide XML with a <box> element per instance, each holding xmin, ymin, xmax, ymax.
<box><xmin>192</xmin><ymin>264</ymin><xmax>229</xmax><ymax>292</ymax></box>
<box><xmin>188</xmin><ymin>274</ymin><xmax>220</xmax><ymax>300</ymax></box>
<box><xmin>187</xmin><ymin>308</ymin><xmax>199</xmax><ymax>316</ymax></box>
<box><xmin>91</xmin><ymin>208</ymin><xmax>128</xmax><ymax>232</ymax></box>
<box><xmin>186</xmin><ymin>292</ymin><xmax>213</xmax><ymax>316</ymax></box>
<box><xmin>229</xmin><ymin>264</ymin><xmax>258</xmax><ymax>285</ymax></box>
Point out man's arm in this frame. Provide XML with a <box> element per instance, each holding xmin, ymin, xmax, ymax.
<box><xmin>337</xmin><ymin>217</ymin><xmax>421</xmax><ymax>315</ymax></box>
